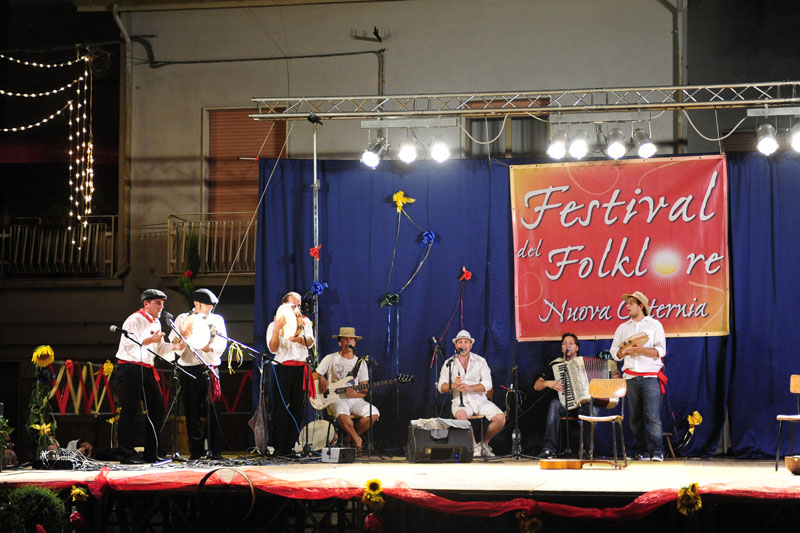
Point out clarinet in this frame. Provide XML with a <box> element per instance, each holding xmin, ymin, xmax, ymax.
<box><xmin>455</xmin><ymin>349</ymin><xmax>465</xmax><ymax>407</ymax></box>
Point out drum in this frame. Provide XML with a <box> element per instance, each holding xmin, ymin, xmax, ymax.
<box><xmin>619</xmin><ymin>332</ymin><xmax>649</xmax><ymax>351</ymax></box>
<box><xmin>295</xmin><ymin>420</ymin><xmax>336</xmax><ymax>452</ymax></box>
<box><xmin>275</xmin><ymin>303</ymin><xmax>302</xmax><ymax>338</ymax></box>
<box><xmin>183</xmin><ymin>313</ymin><xmax>215</xmax><ymax>350</ymax></box>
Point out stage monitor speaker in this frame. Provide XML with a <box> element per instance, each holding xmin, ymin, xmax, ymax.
<box><xmin>321</xmin><ymin>447</ymin><xmax>356</xmax><ymax>463</ymax></box>
<box><xmin>407</xmin><ymin>421</ymin><xmax>473</xmax><ymax>463</ymax></box>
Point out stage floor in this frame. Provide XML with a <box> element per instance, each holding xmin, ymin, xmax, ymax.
<box><xmin>2</xmin><ymin>455</ymin><xmax>798</xmax><ymax>498</ymax></box>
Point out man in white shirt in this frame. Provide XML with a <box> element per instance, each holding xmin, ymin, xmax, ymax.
<box><xmin>266</xmin><ymin>291</ymin><xmax>315</xmax><ymax>456</ymax></box>
<box><xmin>168</xmin><ymin>288</ymin><xmax>228</xmax><ymax>460</ymax></box>
<box><xmin>438</xmin><ymin>329</ymin><xmax>505</xmax><ymax>457</ymax></box>
<box><xmin>610</xmin><ymin>291</ymin><xmax>667</xmax><ymax>462</ymax></box>
<box><xmin>315</xmin><ymin>327</ymin><xmax>380</xmax><ymax>453</ymax></box>
<box><xmin>114</xmin><ymin>289</ymin><xmax>181</xmax><ymax>464</ymax></box>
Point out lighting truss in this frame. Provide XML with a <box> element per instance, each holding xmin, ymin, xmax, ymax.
<box><xmin>251</xmin><ymin>81</ymin><xmax>800</xmax><ymax>121</ymax></box>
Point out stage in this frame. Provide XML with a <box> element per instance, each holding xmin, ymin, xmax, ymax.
<box><xmin>2</xmin><ymin>455</ymin><xmax>800</xmax><ymax>531</ymax></box>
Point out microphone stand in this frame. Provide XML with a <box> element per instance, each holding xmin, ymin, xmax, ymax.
<box><xmin>431</xmin><ymin>340</ymin><xmax>444</xmax><ymax>417</ymax></box>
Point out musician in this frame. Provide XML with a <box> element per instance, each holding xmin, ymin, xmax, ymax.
<box><xmin>610</xmin><ymin>291</ymin><xmax>667</xmax><ymax>462</ymax></box>
<box><xmin>437</xmin><ymin>330</ymin><xmax>505</xmax><ymax>457</ymax></box>
<box><xmin>534</xmin><ymin>333</ymin><xmax>595</xmax><ymax>459</ymax></box>
<box><xmin>168</xmin><ymin>288</ymin><xmax>228</xmax><ymax>460</ymax></box>
<box><xmin>314</xmin><ymin>327</ymin><xmax>380</xmax><ymax>453</ymax></box>
<box><xmin>266</xmin><ymin>291</ymin><xmax>315</xmax><ymax>456</ymax></box>
<box><xmin>114</xmin><ymin>289</ymin><xmax>181</xmax><ymax>464</ymax></box>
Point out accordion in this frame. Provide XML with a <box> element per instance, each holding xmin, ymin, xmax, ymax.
<box><xmin>552</xmin><ymin>356</ymin><xmax>618</xmax><ymax>410</ymax></box>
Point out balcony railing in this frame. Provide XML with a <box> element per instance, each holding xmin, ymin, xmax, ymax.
<box><xmin>167</xmin><ymin>214</ymin><xmax>257</xmax><ymax>275</ymax></box>
<box><xmin>0</xmin><ymin>216</ymin><xmax>116</xmax><ymax>278</ymax></box>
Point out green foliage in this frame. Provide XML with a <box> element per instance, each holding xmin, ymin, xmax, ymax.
<box><xmin>26</xmin><ymin>369</ymin><xmax>57</xmax><ymax>454</ymax></box>
<box><xmin>0</xmin><ymin>485</ymin><xmax>67</xmax><ymax>533</ymax></box>
<box><xmin>0</xmin><ymin>416</ymin><xmax>13</xmax><ymax>450</ymax></box>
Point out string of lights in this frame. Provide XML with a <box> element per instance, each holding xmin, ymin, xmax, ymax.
<box><xmin>0</xmin><ymin>52</ymin><xmax>89</xmax><ymax>68</ymax></box>
<box><xmin>0</xmin><ymin>101</ymin><xmax>72</xmax><ymax>132</ymax></box>
<box><xmin>0</xmin><ymin>74</ymin><xmax>85</xmax><ymax>98</ymax></box>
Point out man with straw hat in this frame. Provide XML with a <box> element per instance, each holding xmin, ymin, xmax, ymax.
<box><xmin>315</xmin><ymin>327</ymin><xmax>380</xmax><ymax>453</ymax></box>
<box><xmin>610</xmin><ymin>291</ymin><xmax>667</xmax><ymax>462</ymax></box>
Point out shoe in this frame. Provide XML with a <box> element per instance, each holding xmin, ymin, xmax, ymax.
<box><xmin>651</xmin><ymin>453</ymin><xmax>664</xmax><ymax>462</ymax></box>
<box><xmin>481</xmin><ymin>443</ymin><xmax>495</xmax><ymax>457</ymax></box>
<box><xmin>188</xmin><ymin>454</ymin><xmax>203</xmax><ymax>461</ymax></box>
<box><xmin>121</xmin><ymin>455</ymin><xmax>145</xmax><ymax>465</ymax></box>
<box><xmin>538</xmin><ymin>448</ymin><xmax>556</xmax><ymax>459</ymax></box>
<box><xmin>473</xmin><ymin>445</ymin><xmax>482</xmax><ymax>457</ymax></box>
<box><xmin>144</xmin><ymin>455</ymin><xmax>169</xmax><ymax>463</ymax></box>
<box><xmin>636</xmin><ymin>453</ymin><xmax>651</xmax><ymax>461</ymax></box>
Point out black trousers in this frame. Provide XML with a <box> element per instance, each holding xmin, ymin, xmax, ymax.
<box><xmin>116</xmin><ymin>362</ymin><xmax>164</xmax><ymax>461</ymax></box>
<box><xmin>180</xmin><ymin>365</ymin><xmax>220</xmax><ymax>456</ymax></box>
<box><xmin>270</xmin><ymin>364</ymin><xmax>306</xmax><ymax>455</ymax></box>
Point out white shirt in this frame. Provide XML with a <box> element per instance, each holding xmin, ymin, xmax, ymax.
<box><xmin>168</xmin><ymin>311</ymin><xmax>228</xmax><ymax>366</ymax></box>
<box><xmin>266</xmin><ymin>316</ymin><xmax>315</xmax><ymax>363</ymax></box>
<box><xmin>437</xmin><ymin>352</ymin><xmax>493</xmax><ymax>401</ymax></box>
<box><xmin>317</xmin><ymin>352</ymin><xmax>369</xmax><ymax>384</ymax></box>
<box><xmin>609</xmin><ymin>314</ymin><xmax>667</xmax><ymax>376</ymax></box>
<box><xmin>114</xmin><ymin>309</ymin><xmax>174</xmax><ymax>366</ymax></box>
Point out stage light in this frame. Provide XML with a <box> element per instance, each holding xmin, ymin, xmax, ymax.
<box><xmin>547</xmin><ymin>131</ymin><xmax>568</xmax><ymax>160</ymax></box>
<box><xmin>756</xmin><ymin>123</ymin><xmax>778</xmax><ymax>156</ymax></box>
<box><xmin>398</xmin><ymin>136</ymin><xmax>418</xmax><ymax>164</ymax></box>
<box><xmin>430</xmin><ymin>139</ymin><xmax>450</xmax><ymax>163</ymax></box>
<box><xmin>790</xmin><ymin>122</ymin><xmax>800</xmax><ymax>152</ymax></box>
<box><xmin>605</xmin><ymin>128</ymin><xmax>627</xmax><ymax>159</ymax></box>
<box><xmin>633</xmin><ymin>128</ymin><xmax>656</xmax><ymax>159</ymax></box>
<box><xmin>361</xmin><ymin>137</ymin><xmax>388</xmax><ymax>168</ymax></box>
<box><xmin>568</xmin><ymin>129</ymin><xmax>589</xmax><ymax>159</ymax></box>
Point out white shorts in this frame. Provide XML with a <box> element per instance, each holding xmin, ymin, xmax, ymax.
<box><xmin>451</xmin><ymin>396</ymin><xmax>503</xmax><ymax>420</ymax></box>
<box><xmin>330</xmin><ymin>398</ymin><xmax>380</xmax><ymax>419</ymax></box>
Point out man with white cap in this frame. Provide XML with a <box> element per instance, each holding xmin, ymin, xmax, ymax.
<box><xmin>168</xmin><ymin>288</ymin><xmax>228</xmax><ymax>460</ymax></box>
<box><xmin>114</xmin><ymin>288</ymin><xmax>181</xmax><ymax>464</ymax></box>
<box><xmin>315</xmin><ymin>327</ymin><xmax>380</xmax><ymax>453</ymax></box>
<box><xmin>438</xmin><ymin>329</ymin><xmax>505</xmax><ymax>457</ymax></box>
<box><xmin>610</xmin><ymin>291</ymin><xmax>667</xmax><ymax>462</ymax></box>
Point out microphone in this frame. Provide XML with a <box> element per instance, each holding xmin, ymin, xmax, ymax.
<box><xmin>456</xmin><ymin>348</ymin><xmax>464</xmax><ymax>355</ymax></box>
<box><xmin>110</xmin><ymin>325</ymin><xmax>129</xmax><ymax>335</ymax></box>
<box><xmin>163</xmin><ymin>312</ymin><xmax>174</xmax><ymax>321</ymax></box>
<box><xmin>564</xmin><ymin>346</ymin><xmax>570</xmax><ymax>357</ymax></box>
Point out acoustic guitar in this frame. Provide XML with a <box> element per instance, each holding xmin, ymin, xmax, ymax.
<box><xmin>310</xmin><ymin>374</ymin><xmax>414</xmax><ymax>410</ymax></box>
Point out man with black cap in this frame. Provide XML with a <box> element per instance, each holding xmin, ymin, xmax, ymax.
<box><xmin>610</xmin><ymin>291</ymin><xmax>667</xmax><ymax>462</ymax></box>
<box><xmin>168</xmin><ymin>288</ymin><xmax>228</xmax><ymax>460</ymax></box>
<box><xmin>114</xmin><ymin>288</ymin><xmax>181</xmax><ymax>464</ymax></box>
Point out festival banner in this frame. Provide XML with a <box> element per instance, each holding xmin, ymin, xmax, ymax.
<box><xmin>510</xmin><ymin>155</ymin><xmax>729</xmax><ymax>341</ymax></box>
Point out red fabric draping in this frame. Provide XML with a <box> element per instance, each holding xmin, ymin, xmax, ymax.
<box><xmin>10</xmin><ymin>468</ymin><xmax>800</xmax><ymax>522</ymax></box>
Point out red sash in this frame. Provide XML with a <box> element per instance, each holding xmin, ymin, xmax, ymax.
<box><xmin>283</xmin><ymin>360</ymin><xmax>316</xmax><ymax>398</ymax></box>
<box><xmin>622</xmin><ymin>368</ymin><xmax>668</xmax><ymax>394</ymax></box>
<box><xmin>118</xmin><ymin>359</ymin><xmax>160</xmax><ymax>383</ymax></box>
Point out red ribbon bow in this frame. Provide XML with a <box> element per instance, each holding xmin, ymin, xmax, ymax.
<box><xmin>309</xmin><ymin>244</ymin><xmax>322</xmax><ymax>261</ymax></box>
<box><xmin>459</xmin><ymin>266</ymin><xmax>472</xmax><ymax>281</ymax></box>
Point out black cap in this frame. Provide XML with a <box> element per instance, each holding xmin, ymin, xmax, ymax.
<box><xmin>193</xmin><ymin>288</ymin><xmax>218</xmax><ymax>305</ymax></box>
<box><xmin>141</xmin><ymin>288</ymin><xmax>167</xmax><ymax>302</ymax></box>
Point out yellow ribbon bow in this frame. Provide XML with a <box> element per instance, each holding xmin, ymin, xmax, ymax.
<box><xmin>392</xmin><ymin>191</ymin><xmax>415</xmax><ymax>213</ymax></box>
<box><xmin>31</xmin><ymin>423</ymin><xmax>52</xmax><ymax>436</ymax></box>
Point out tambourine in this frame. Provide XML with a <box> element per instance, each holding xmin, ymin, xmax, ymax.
<box><xmin>276</xmin><ymin>303</ymin><xmax>304</xmax><ymax>338</ymax></box>
<box><xmin>619</xmin><ymin>332</ymin><xmax>649</xmax><ymax>351</ymax></box>
<box><xmin>182</xmin><ymin>313</ymin><xmax>216</xmax><ymax>350</ymax></box>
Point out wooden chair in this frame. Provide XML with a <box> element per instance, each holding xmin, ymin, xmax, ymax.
<box><xmin>775</xmin><ymin>374</ymin><xmax>800</xmax><ymax>471</ymax></box>
<box><xmin>578</xmin><ymin>379</ymin><xmax>628</xmax><ymax>468</ymax></box>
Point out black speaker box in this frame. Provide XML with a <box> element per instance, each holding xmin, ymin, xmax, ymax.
<box><xmin>407</xmin><ymin>421</ymin><xmax>473</xmax><ymax>463</ymax></box>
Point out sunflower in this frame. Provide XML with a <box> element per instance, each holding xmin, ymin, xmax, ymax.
<box><xmin>31</xmin><ymin>345</ymin><xmax>55</xmax><ymax>367</ymax></box>
<box><xmin>677</xmin><ymin>482</ymin><xmax>702</xmax><ymax>516</ymax></box>
<box><xmin>71</xmin><ymin>485</ymin><xmax>89</xmax><ymax>503</ymax></box>
<box><xmin>362</xmin><ymin>478</ymin><xmax>385</xmax><ymax>511</ymax></box>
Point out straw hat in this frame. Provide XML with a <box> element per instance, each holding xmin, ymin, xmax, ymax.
<box><xmin>331</xmin><ymin>326</ymin><xmax>363</xmax><ymax>340</ymax></box>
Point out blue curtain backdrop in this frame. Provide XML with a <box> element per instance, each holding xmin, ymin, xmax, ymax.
<box><xmin>253</xmin><ymin>152</ymin><xmax>800</xmax><ymax>457</ymax></box>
